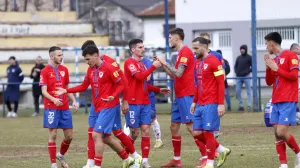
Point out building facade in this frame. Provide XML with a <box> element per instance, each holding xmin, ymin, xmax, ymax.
<box><xmin>175</xmin><ymin>0</ymin><xmax>300</xmax><ymax>79</ymax></box>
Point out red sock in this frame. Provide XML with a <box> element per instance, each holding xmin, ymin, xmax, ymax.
<box><xmin>117</xmin><ymin>149</ymin><xmax>129</xmax><ymax>160</ymax></box>
<box><xmin>129</xmin><ymin>135</ymin><xmax>135</xmax><ymax>144</ymax></box>
<box><xmin>194</xmin><ymin>138</ymin><xmax>207</xmax><ymax>157</ymax></box>
<box><xmin>203</xmin><ymin>132</ymin><xmax>216</xmax><ymax>160</ymax></box>
<box><xmin>276</xmin><ymin>140</ymin><xmax>287</xmax><ymax>164</ymax></box>
<box><xmin>285</xmin><ymin>135</ymin><xmax>300</xmax><ymax>154</ymax></box>
<box><xmin>88</xmin><ymin>127</ymin><xmax>95</xmax><ymax>159</ymax></box>
<box><xmin>141</xmin><ymin>136</ymin><xmax>150</xmax><ymax>158</ymax></box>
<box><xmin>60</xmin><ymin>139</ymin><xmax>72</xmax><ymax>155</ymax></box>
<box><xmin>94</xmin><ymin>155</ymin><xmax>103</xmax><ymax>166</ymax></box>
<box><xmin>172</xmin><ymin>136</ymin><xmax>181</xmax><ymax>157</ymax></box>
<box><xmin>113</xmin><ymin>130</ymin><xmax>135</xmax><ymax>154</ymax></box>
<box><xmin>48</xmin><ymin>142</ymin><xmax>56</xmax><ymax>163</ymax></box>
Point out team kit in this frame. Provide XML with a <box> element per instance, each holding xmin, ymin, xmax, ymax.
<box><xmin>40</xmin><ymin>28</ymin><xmax>300</xmax><ymax>168</ymax></box>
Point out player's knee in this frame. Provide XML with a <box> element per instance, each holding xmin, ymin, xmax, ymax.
<box><xmin>185</xmin><ymin>123</ymin><xmax>193</xmax><ymax>134</ymax></box>
<box><xmin>170</xmin><ymin>122</ymin><xmax>180</xmax><ymax>132</ymax></box>
<box><xmin>131</xmin><ymin>128</ymin><xmax>140</xmax><ymax>137</ymax></box>
<box><xmin>276</xmin><ymin>128</ymin><xmax>288</xmax><ymax>139</ymax></box>
<box><xmin>49</xmin><ymin>129</ymin><xmax>57</xmax><ymax>141</ymax></box>
<box><xmin>102</xmin><ymin>135</ymin><xmax>112</xmax><ymax>144</ymax></box>
<box><xmin>141</xmin><ymin>127</ymin><xmax>150</xmax><ymax>136</ymax></box>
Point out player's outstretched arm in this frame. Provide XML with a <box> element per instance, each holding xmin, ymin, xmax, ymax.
<box><xmin>66</xmin><ymin>79</ymin><xmax>90</xmax><ymax>93</ymax></box>
<box><xmin>41</xmin><ymin>85</ymin><xmax>63</xmax><ymax>106</ymax></box>
<box><xmin>163</xmin><ymin>63</ymin><xmax>186</xmax><ymax>78</ymax></box>
<box><xmin>133</xmin><ymin>65</ymin><xmax>157</xmax><ymax>81</ymax></box>
<box><xmin>157</xmin><ymin>55</ymin><xmax>186</xmax><ymax>78</ymax></box>
<box><xmin>67</xmin><ymin>92</ymin><xmax>78</xmax><ymax>112</ymax></box>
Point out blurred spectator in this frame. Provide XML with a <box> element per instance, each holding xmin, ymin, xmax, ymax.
<box><xmin>234</xmin><ymin>45</ymin><xmax>252</xmax><ymax>112</ymax></box>
<box><xmin>30</xmin><ymin>56</ymin><xmax>45</xmax><ymax>117</ymax></box>
<box><xmin>216</xmin><ymin>50</ymin><xmax>231</xmax><ymax>111</ymax></box>
<box><xmin>5</xmin><ymin>56</ymin><xmax>24</xmax><ymax>118</ymax></box>
<box><xmin>290</xmin><ymin>43</ymin><xmax>300</xmax><ymax>55</ymax></box>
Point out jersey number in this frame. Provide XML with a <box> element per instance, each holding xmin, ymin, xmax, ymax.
<box><xmin>129</xmin><ymin>111</ymin><xmax>135</xmax><ymax>119</ymax></box>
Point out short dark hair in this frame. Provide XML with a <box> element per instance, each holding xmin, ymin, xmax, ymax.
<box><xmin>290</xmin><ymin>43</ymin><xmax>299</xmax><ymax>50</ymax></box>
<box><xmin>82</xmin><ymin>45</ymin><xmax>99</xmax><ymax>56</ymax></box>
<box><xmin>129</xmin><ymin>39</ymin><xmax>143</xmax><ymax>51</ymax></box>
<box><xmin>49</xmin><ymin>46</ymin><xmax>62</xmax><ymax>53</ymax></box>
<box><xmin>192</xmin><ymin>37</ymin><xmax>211</xmax><ymax>45</ymax></box>
<box><xmin>169</xmin><ymin>28</ymin><xmax>184</xmax><ymax>40</ymax></box>
<box><xmin>8</xmin><ymin>56</ymin><xmax>16</xmax><ymax>60</ymax></box>
<box><xmin>216</xmin><ymin>49</ymin><xmax>222</xmax><ymax>55</ymax></box>
<box><xmin>81</xmin><ymin>40</ymin><xmax>96</xmax><ymax>50</ymax></box>
<box><xmin>264</xmin><ymin>32</ymin><xmax>282</xmax><ymax>45</ymax></box>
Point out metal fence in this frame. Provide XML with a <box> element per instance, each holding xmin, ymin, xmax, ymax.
<box><xmin>0</xmin><ymin>75</ymin><xmax>279</xmax><ymax>117</ymax></box>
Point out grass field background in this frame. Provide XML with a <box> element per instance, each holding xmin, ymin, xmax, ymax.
<box><xmin>1</xmin><ymin>101</ymin><xmax>300</xmax><ymax>168</ymax></box>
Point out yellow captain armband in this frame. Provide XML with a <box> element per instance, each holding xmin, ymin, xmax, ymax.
<box><xmin>214</xmin><ymin>69</ymin><xmax>224</xmax><ymax>77</ymax></box>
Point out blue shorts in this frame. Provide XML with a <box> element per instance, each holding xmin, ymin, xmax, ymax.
<box><xmin>270</xmin><ymin>102</ymin><xmax>297</xmax><ymax>126</ymax></box>
<box><xmin>171</xmin><ymin>96</ymin><xmax>194</xmax><ymax>123</ymax></box>
<box><xmin>93</xmin><ymin>106</ymin><xmax>119</xmax><ymax>135</ymax></box>
<box><xmin>125</xmin><ymin>104</ymin><xmax>151</xmax><ymax>128</ymax></box>
<box><xmin>149</xmin><ymin>96</ymin><xmax>156</xmax><ymax>119</ymax></box>
<box><xmin>43</xmin><ymin>109</ymin><xmax>73</xmax><ymax>129</ymax></box>
<box><xmin>193</xmin><ymin>104</ymin><xmax>220</xmax><ymax>132</ymax></box>
<box><xmin>89</xmin><ymin>104</ymin><xmax>122</xmax><ymax>131</ymax></box>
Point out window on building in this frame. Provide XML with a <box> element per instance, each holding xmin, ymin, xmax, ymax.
<box><xmin>256</xmin><ymin>27</ymin><xmax>300</xmax><ymax>49</ymax></box>
<box><xmin>109</xmin><ymin>21</ymin><xmax>123</xmax><ymax>42</ymax></box>
<box><xmin>194</xmin><ymin>30</ymin><xmax>232</xmax><ymax>48</ymax></box>
<box><xmin>219</xmin><ymin>31</ymin><xmax>231</xmax><ymax>48</ymax></box>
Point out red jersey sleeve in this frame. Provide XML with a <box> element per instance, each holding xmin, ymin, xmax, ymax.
<box><xmin>39</xmin><ymin>69</ymin><xmax>48</xmax><ymax>86</ymax></box>
<box><xmin>109</xmin><ymin>67</ymin><xmax>124</xmax><ymax>98</ymax></box>
<box><xmin>147</xmin><ymin>84</ymin><xmax>160</xmax><ymax>93</ymax></box>
<box><xmin>119</xmin><ymin>70</ymin><xmax>129</xmax><ymax>101</ymax></box>
<box><xmin>212</xmin><ymin>60</ymin><xmax>225</xmax><ymax>105</ymax></box>
<box><xmin>177</xmin><ymin>49</ymin><xmax>189</xmax><ymax>66</ymax></box>
<box><xmin>67</xmin><ymin>68</ymin><xmax>91</xmax><ymax>93</ymax></box>
<box><xmin>289</xmin><ymin>53</ymin><xmax>299</xmax><ymax>70</ymax></box>
<box><xmin>276</xmin><ymin>53</ymin><xmax>298</xmax><ymax>81</ymax></box>
<box><xmin>265</xmin><ymin>68</ymin><xmax>275</xmax><ymax>86</ymax></box>
<box><xmin>65</xmin><ymin>68</ymin><xmax>70</xmax><ymax>85</ymax></box>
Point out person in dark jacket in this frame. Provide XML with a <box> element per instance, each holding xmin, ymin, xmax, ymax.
<box><xmin>216</xmin><ymin>50</ymin><xmax>231</xmax><ymax>111</ymax></box>
<box><xmin>30</xmin><ymin>56</ymin><xmax>45</xmax><ymax>116</ymax></box>
<box><xmin>5</xmin><ymin>56</ymin><xmax>24</xmax><ymax>118</ymax></box>
<box><xmin>234</xmin><ymin>45</ymin><xmax>252</xmax><ymax>112</ymax></box>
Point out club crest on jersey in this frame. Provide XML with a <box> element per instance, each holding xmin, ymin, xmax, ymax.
<box><xmin>99</xmin><ymin>72</ymin><xmax>104</xmax><ymax>78</ymax></box>
<box><xmin>60</xmin><ymin>71</ymin><xmax>65</xmax><ymax>77</ymax></box>
<box><xmin>129</xmin><ymin>64</ymin><xmax>136</xmax><ymax>71</ymax></box>
<box><xmin>130</xmin><ymin>119</ymin><xmax>135</xmax><ymax>124</ymax></box>
<box><xmin>280</xmin><ymin>58</ymin><xmax>285</xmax><ymax>64</ymax></box>
<box><xmin>204</xmin><ymin>64</ymin><xmax>208</xmax><ymax>70</ymax></box>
